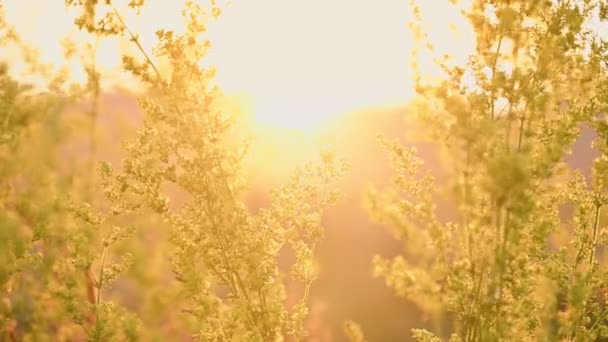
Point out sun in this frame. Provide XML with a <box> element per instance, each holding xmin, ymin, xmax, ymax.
<box><xmin>255</xmin><ymin>112</ymin><xmax>327</xmax><ymax>132</ymax></box>
<box><xmin>2</xmin><ymin>0</ymin><xmax>476</xmax><ymax>135</ymax></box>
<box><xmin>251</xmin><ymin>99</ymin><xmax>345</xmax><ymax>133</ymax></box>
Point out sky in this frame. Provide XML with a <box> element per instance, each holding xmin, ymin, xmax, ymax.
<box><xmin>1</xmin><ymin>0</ymin><xmax>475</xmax><ymax>132</ymax></box>
<box><xmin>4</xmin><ymin>0</ymin><xmax>607</xmax><ymax>134</ymax></box>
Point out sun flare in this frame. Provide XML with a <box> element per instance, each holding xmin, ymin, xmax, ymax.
<box><xmin>250</xmin><ymin>98</ymin><xmax>348</xmax><ymax>133</ymax></box>
<box><xmin>255</xmin><ymin>112</ymin><xmax>328</xmax><ymax>132</ymax></box>
<box><xmin>1</xmin><ymin>0</ymin><xmax>476</xmax><ymax>136</ymax></box>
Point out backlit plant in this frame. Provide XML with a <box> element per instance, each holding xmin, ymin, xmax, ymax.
<box><xmin>63</xmin><ymin>0</ymin><xmax>347</xmax><ymax>341</ymax></box>
<box><xmin>367</xmin><ymin>0</ymin><xmax>608</xmax><ymax>341</ymax></box>
<box><xmin>5</xmin><ymin>0</ymin><xmax>608</xmax><ymax>341</ymax></box>
<box><xmin>0</xmin><ymin>0</ymin><xmax>346</xmax><ymax>340</ymax></box>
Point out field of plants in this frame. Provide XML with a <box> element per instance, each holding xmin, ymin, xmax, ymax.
<box><xmin>2</xmin><ymin>0</ymin><xmax>608</xmax><ymax>341</ymax></box>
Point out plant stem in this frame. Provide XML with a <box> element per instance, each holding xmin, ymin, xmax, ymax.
<box><xmin>588</xmin><ymin>202</ymin><xmax>602</xmax><ymax>268</ymax></box>
<box><xmin>96</xmin><ymin>245</ymin><xmax>108</xmax><ymax>304</ymax></box>
<box><xmin>111</xmin><ymin>6</ymin><xmax>183</xmax><ymax>117</ymax></box>
<box><xmin>294</xmin><ymin>241</ymin><xmax>318</xmax><ymax>342</ymax></box>
<box><xmin>490</xmin><ymin>35</ymin><xmax>504</xmax><ymax>120</ymax></box>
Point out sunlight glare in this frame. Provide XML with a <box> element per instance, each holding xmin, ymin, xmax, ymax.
<box><xmin>254</xmin><ymin>111</ymin><xmax>329</xmax><ymax>132</ymax></box>
<box><xmin>250</xmin><ymin>95</ymin><xmax>349</xmax><ymax>133</ymax></box>
<box><xmin>2</xmin><ymin>0</ymin><xmax>477</xmax><ymax>133</ymax></box>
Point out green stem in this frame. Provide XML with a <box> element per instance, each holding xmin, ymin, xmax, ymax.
<box><xmin>588</xmin><ymin>305</ymin><xmax>608</xmax><ymax>335</ymax></box>
<box><xmin>111</xmin><ymin>6</ymin><xmax>183</xmax><ymax>117</ymax></box>
<box><xmin>294</xmin><ymin>241</ymin><xmax>318</xmax><ymax>342</ymax></box>
<box><xmin>490</xmin><ymin>35</ymin><xmax>504</xmax><ymax>120</ymax></box>
<box><xmin>588</xmin><ymin>203</ymin><xmax>602</xmax><ymax>268</ymax></box>
<box><xmin>96</xmin><ymin>245</ymin><xmax>108</xmax><ymax>304</ymax></box>
<box><xmin>200</xmin><ymin>200</ymin><xmax>265</xmax><ymax>340</ymax></box>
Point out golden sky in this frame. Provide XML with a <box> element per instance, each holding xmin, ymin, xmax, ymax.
<box><xmin>4</xmin><ymin>0</ymin><xmax>606</xmax><ymax>188</ymax></box>
<box><xmin>1</xmin><ymin>0</ymin><xmax>475</xmax><ymax>132</ymax></box>
<box><xmin>4</xmin><ymin>0</ymin><xmax>608</xmax><ymax>134</ymax></box>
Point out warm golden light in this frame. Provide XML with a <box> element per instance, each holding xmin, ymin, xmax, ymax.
<box><xmin>1</xmin><ymin>0</ymin><xmax>476</xmax><ymax>133</ymax></box>
<box><xmin>250</xmin><ymin>96</ymin><xmax>352</xmax><ymax>133</ymax></box>
<box><xmin>254</xmin><ymin>110</ymin><xmax>330</xmax><ymax>132</ymax></box>
<box><xmin>7</xmin><ymin>1</ymin><xmax>608</xmax><ymax>341</ymax></box>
